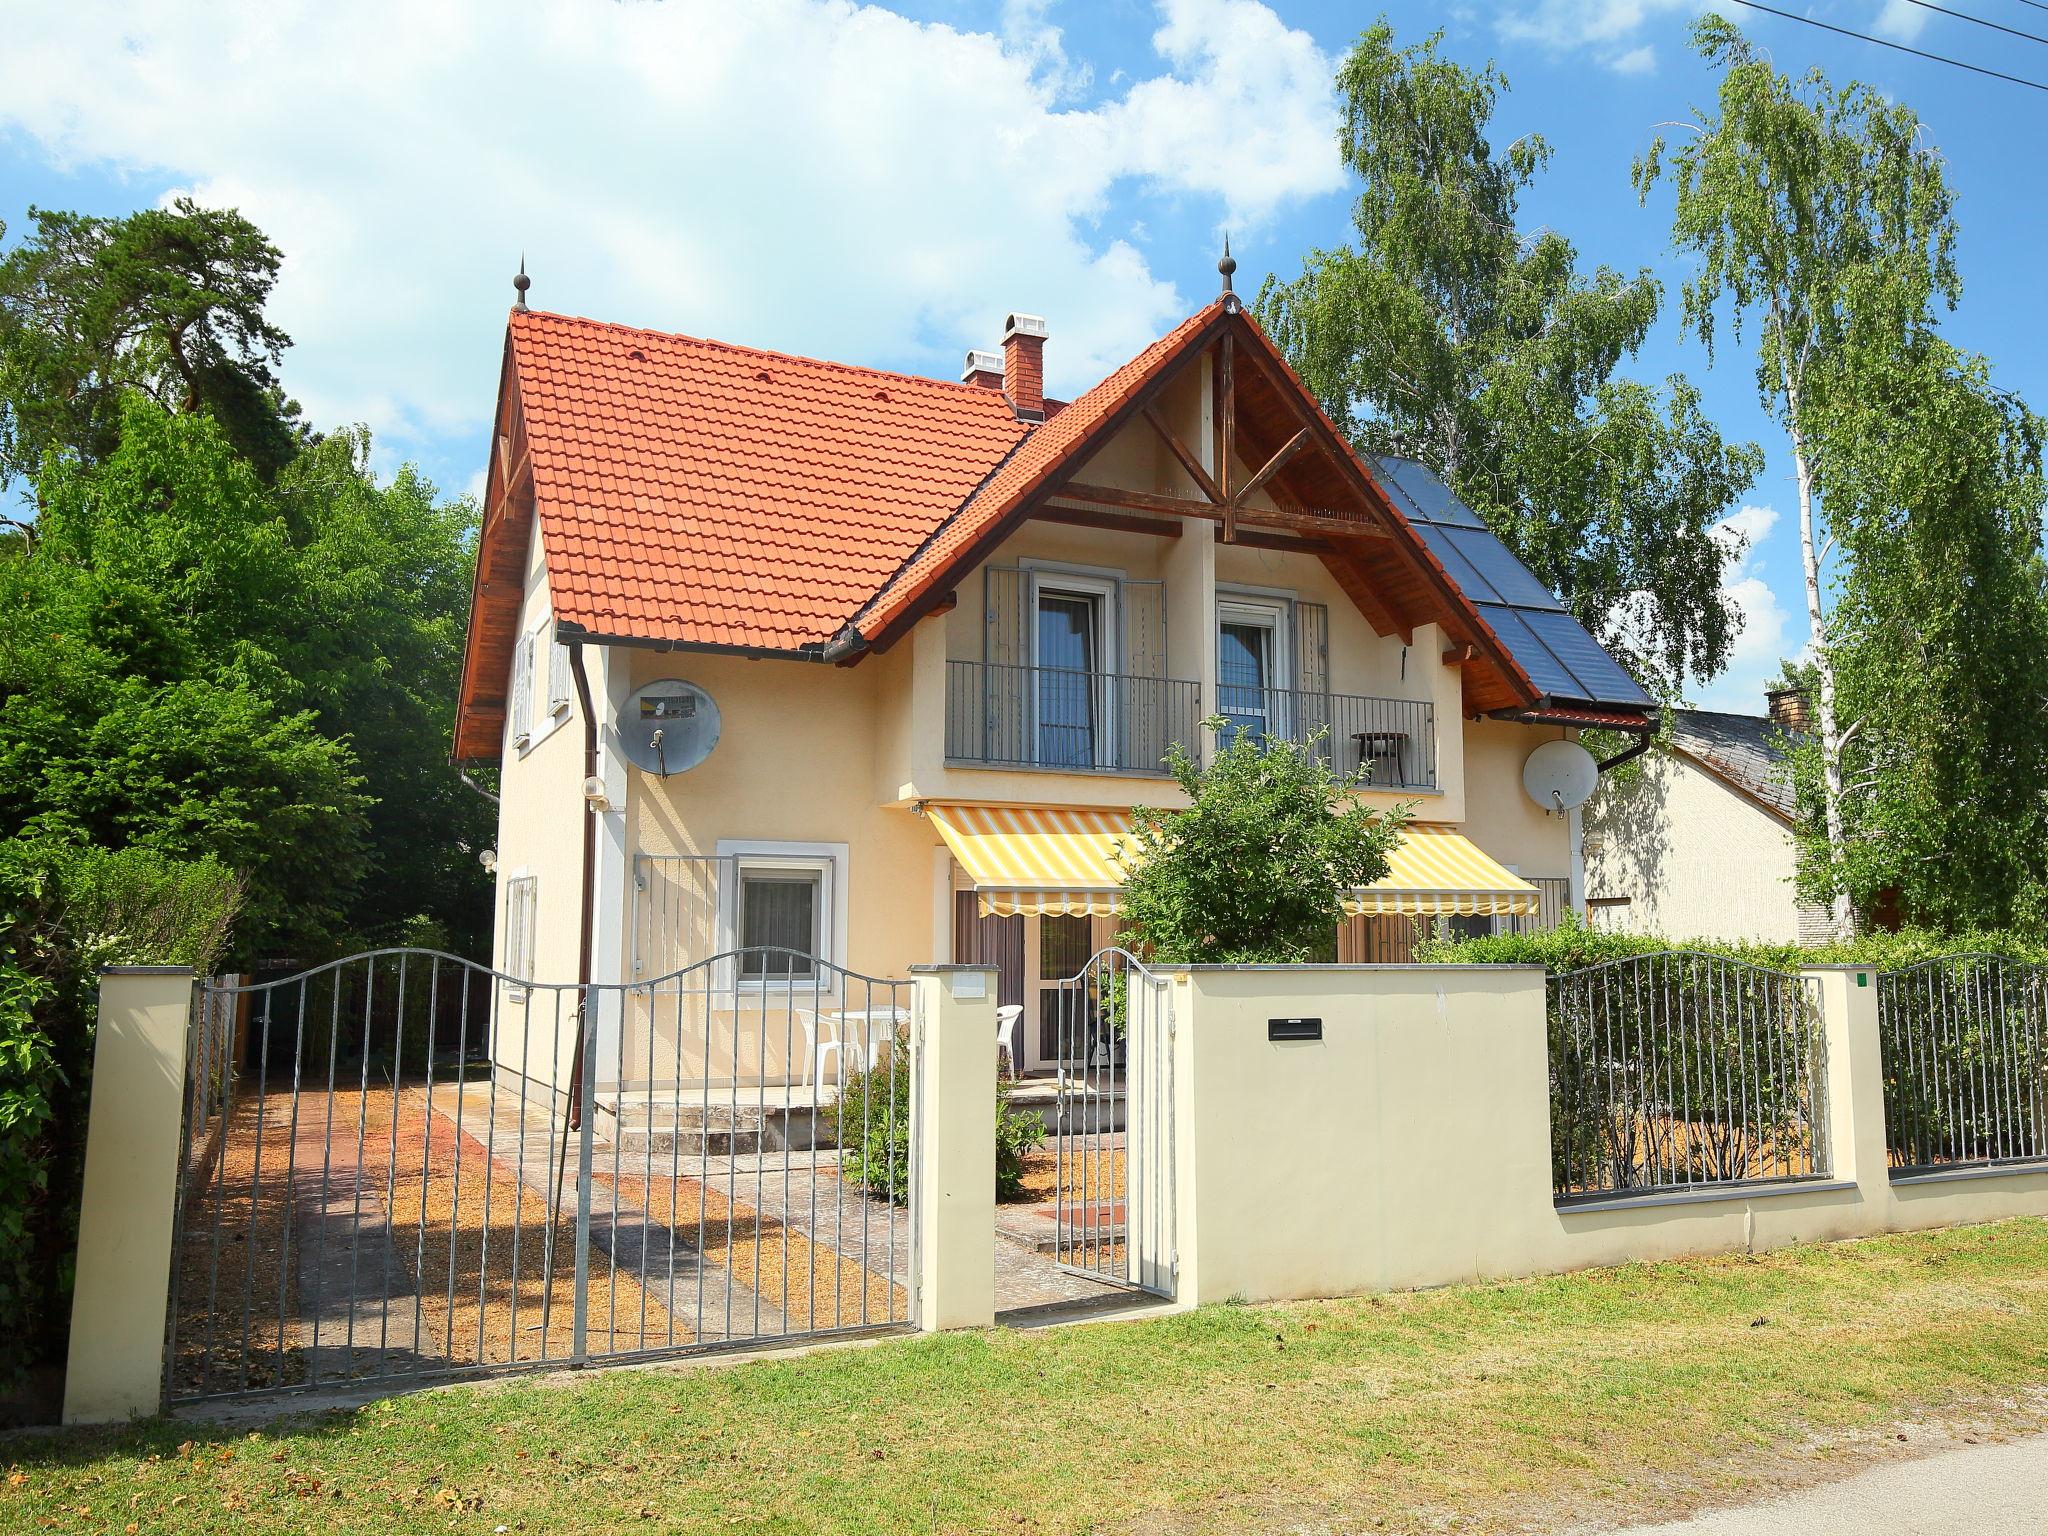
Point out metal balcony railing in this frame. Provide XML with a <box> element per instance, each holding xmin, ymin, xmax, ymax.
<box><xmin>945</xmin><ymin>660</ymin><xmax>1203</xmax><ymax>776</ymax></box>
<box><xmin>1214</xmin><ymin>686</ymin><xmax>1437</xmax><ymax>790</ymax></box>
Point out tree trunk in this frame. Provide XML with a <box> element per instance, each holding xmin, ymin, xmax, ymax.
<box><xmin>1783</xmin><ymin>362</ymin><xmax>1854</xmax><ymax>936</ymax></box>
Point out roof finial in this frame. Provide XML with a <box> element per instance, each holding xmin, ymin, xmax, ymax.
<box><xmin>1218</xmin><ymin>234</ymin><xmax>1237</xmax><ymax>295</ymax></box>
<box><xmin>512</xmin><ymin>255</ymin><xmax>531</xmax><ymax>313</ymax></box>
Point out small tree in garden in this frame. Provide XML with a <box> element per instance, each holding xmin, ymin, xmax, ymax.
<box><xmin>1117</xmin><ymin>719</ymin><xmax>1411</xmax><ymax>963</ymax></box>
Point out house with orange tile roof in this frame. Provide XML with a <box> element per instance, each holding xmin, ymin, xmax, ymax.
<box><xmin>453</xmin><ymin>264</ymin><xmax>1653</xmax><ymax>1094</ymax></box>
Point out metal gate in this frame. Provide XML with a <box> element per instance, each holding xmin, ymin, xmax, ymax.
<box><xmin>164</xmin><ymin>947</ymin><xmax>916</xmax><ymax>1406</ymax></box>
<box><xmin>1043</xmin><ymin>948</ymin><xmax>1175</xmax><ymax>1298</ymax></box>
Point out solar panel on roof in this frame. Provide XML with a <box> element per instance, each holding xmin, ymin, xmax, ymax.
<box><xmin>1370</xmin><ymin>454</ymin><xmax>1652</xmax><ymax>709</ymax></box>
<box><xmin>1373</xmin><ymin>456</ymin><xmax>1485</xmax><ymax>527</ymax></box>
<box><xmin>1477</xmin><ymin>605</ymin><xmax>1582</xmax><ymax>699</ymax></box>
<box><xmin>1520</xmin><ymin>609</ymin><xmax>1655</xmax><ymax>706</ymax></box>
<box><xmin>1440</xmin><ymin>526</ymin><xmax>1562</xmax><ymax>611</ymax></box>
<box><xmin>1411</xmin><ymin>522</ymin><xmax>1501</xmax><ymax>603</ymax></box>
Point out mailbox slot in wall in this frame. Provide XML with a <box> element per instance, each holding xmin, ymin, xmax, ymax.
<box><xmin>1268</xmin><ymin>1017</ymin><xmax>1323</xmax><ymax>1042</ymax></box>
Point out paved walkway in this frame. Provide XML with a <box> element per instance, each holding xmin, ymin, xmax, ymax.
<box><xmin>1608</xmin><ymin>1433</ymin><xmax>2048</xmax><ymax>1535</ymax></box>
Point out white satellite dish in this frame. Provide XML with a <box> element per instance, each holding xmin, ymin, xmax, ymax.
<box><xmin>617</xmin><ymin>680</ymin><xmax>721</xmax><ymax>777</ymax></box>
<box><xmin>1522</xmin><ymin>739</ymin><xmax>1599</xmax><ymax>813</ymax></box>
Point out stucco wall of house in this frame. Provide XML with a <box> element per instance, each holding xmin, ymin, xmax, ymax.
<box><xmin>1453</xmin><ymin>717</ymin><xmax>1573</xmax><ymax>885</ymax></box>
<box><xmin>1583</xmin><ymin>750</ymin><xmax>1804</xmax><ymax>943</ymax></box>
<box><xmin>624</xmin><ymin>646</ymin><xmax>945</xmax><ymax>986</ymax></box>
<box><xmin>487</xmin><ymin>519</ymin><xmax>594</xmax><ymax>1090</ymax></box>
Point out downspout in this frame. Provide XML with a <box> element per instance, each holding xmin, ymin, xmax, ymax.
<box><xmin>566</xmin><ymin>640</ymin><xmax>600</xmax><ymax>1128</ymax></box>
<box><xmin>543</xmin><ymin>640</ymin><xmax>603</xmax><ymax>1344</ymax></box>
<box><xmin>1595</xmin><ymin>732</ymin><xmax>1652</xmax><ymax>774</ymax></box>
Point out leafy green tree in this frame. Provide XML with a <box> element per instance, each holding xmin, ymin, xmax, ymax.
<box><xmin>0</xmin><ymin>200</ymin><xmax>303</xmax><ymax>494</ymax></box>
<box><xmin>1635</xmin><ymin>17</ymin><xmax>1961</xmax><ymax>930</ymax></box>
<box><xmin>1117</xmin><ymin>722</ymin><xmax>1409</xmax><ymax>963</ymax></box>
<box><xmin>1257</xmin><ymin>20</ymin><xmax>1762</xmax><ymax>702</ymax></box>
<box><xmin>1793</xmin><ymin>322</ymin><xmax>2048</xmax><ymax>929</ymax></box>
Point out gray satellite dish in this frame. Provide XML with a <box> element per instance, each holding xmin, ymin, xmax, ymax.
<box><xmin>1522</xmin><ymin>739</ymin><xmax>1599</xmax><ymax>813</ymax></box>
<box><xmin>618</xmin><ymin>680</ymin><xmax>720</xmax><ymax>777</ymax></box>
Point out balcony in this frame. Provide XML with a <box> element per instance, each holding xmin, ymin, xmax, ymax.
<box><xmin>1216</xmin><ymin>686</ymin><xmax>1438</xmax><ymax>790</ymax></box>
<box><xmin>945</xmin><ymin>660</ymin><xmax>1202</xmax><ymax>776</ymax></box>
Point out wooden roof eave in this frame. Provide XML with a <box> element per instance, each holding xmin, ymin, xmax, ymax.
<box><xmin>452</xmin><ymin>326</ymin><xmax>539</xmax><ymax>763</ymax></box>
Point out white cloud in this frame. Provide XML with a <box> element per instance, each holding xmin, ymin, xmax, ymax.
<box><xmin>1496</xmin><ymin>0</ymin><xmax>1693</xmax><ymax>70</ymax></box>
<box><xmin>1873</xmin><ymin>0</ymin><xmax>1932</xmax><ymax>43</ymax></box>
<box><xmin>1693</xmin><ymin>503</ymin><xmax>1795</xmax><ymax>712</ymax></box>
<box><xmin>0</xmin><ymin>0</ymin><xmax>1342</xmax><ymax>474</ymax></box>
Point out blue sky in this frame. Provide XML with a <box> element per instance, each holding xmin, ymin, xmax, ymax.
<box><xmin>2</xmin><ymin>0</ymin><xmax>2040</xmax><ymax>712</ymax></box>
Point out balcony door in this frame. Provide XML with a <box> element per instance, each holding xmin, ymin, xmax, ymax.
<box><xmin>1030</xmin><ymin>572</ymin><xmax>1117</xmax><ymax>769</ymax></box>
<box><xmin>1217</xmin><ymin>596</ymin><xmax>1291</xmax><ymax>747</ymax></box>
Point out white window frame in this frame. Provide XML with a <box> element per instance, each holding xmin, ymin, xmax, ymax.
<box><xmin>715</xmin><ymin>839</ymin><xmax>849</xmax><ymax>995</ymax></box>
<box><xmin>502</xmin><ymin>871</ymin><xmax>538</xmax><ymax>997</ymax></box>
<box><xmin>1216</xmin><ymin>588</ymin><xmax>1295</xmax><ymax>739</ymax></box>
<box><xmin>509</xmin><ymin>630</ymin><xmax>537</xmax><ymax>746</ymax></box>
<box><xmin>1023</xmin><ymin>562</ymin><xmax>1122</xmax><ymax>771</ymax></box>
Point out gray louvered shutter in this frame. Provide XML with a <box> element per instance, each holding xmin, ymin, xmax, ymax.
<box><xmin>1295</xmin><ymin>600</ymin><xmax>1332</xmax><ymax>764</ymax></box>
<box><xmin>1121</xmin><ymin>580</ymin><xmax>1168</xmax><ymax>773</ymax></box>
<box><xmin>983</xmin><ymin>567</ymin><xmax>1027</xmax><ymax>764</ymax></box>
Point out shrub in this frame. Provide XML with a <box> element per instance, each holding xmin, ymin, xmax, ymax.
<box><xmin>1118</xmin><ymin>718</ymin><xmax>1410</xmax><ymax>962</ymax></box>
<box><xmin>0</xmin><ymin>838</ymin><xmax>240</xmax><ymax>1385</ymax></box>
<box><xmin>830</xmin><ymin>1032</ymin><xmax>912</xmax><ymax>1203</ymax></box>
<box><xmin>1415</xmin><ymin>913</ymin><xmax>2048</xmax><ymax>974</ymax></box>
<box><xmin>830</xmin><ymin>1033</ymin><xmax>1047</xmax><ymax>1203</ymax></box>
<box><xmin>995</xmin><ymin>1076</ymin><xmax>1046</xmax><ymax>1201</ymax></box>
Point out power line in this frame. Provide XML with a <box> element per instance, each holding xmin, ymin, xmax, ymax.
<box><xmin>1899</xmin><ymin>0</ymin><xmax>2048</xmax><ymax>47</ymax></box>
<box><xmin>1720</xmin><ymin>0</ymin><xmax>2048</xmax><ymax>92</ymax></box>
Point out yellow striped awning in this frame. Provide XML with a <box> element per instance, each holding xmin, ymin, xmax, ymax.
<box><xmin>926</xmin><ymin>803</ymin><xmax>1540</xmax><ymax>920</ymax></box>
<box><xmin>924</xmin><ymin>803</ymin><xmax>1134</xmax><ymax>918</ymax></box>
<box><xmin>1343</xmin><ymin>827</ymin><xmax>1540</xmax><ymax>917</ymax></box>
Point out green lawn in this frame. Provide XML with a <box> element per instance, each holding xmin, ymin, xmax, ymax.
<box><xmin>10</xmin><ymin>1221</ymin><xmax>2048</xmax><ymax>1535</ymax></box>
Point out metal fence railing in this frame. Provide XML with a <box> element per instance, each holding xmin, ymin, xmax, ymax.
<box><xmin>1042</xmin><ymin>948</ymin><xmax>1175</xmax><ymax>1299</ymax></box>
<box><xmin>164</xmin><ymin>947</ymin><xmax>916</xmax><ymax>1406</ymax></box>
<box><xmin>944</xmin><ymin>659</ymin><xmax>1201</xmax><ymax>775</ymax></box>
<box><xmin>1878</xmin><ymin>955</ymin><xmax>2048</xmax><ymax>1177</ymax></box>
<box><xmin>1547</xmin><ymin>952</ymin><xmax>1828</xmax><ymax>1204</ymax></box>
<box><xmin>1214</xmin><ymin>686</ymin><xmax>1437</xmax><ymax>789</ymax></box>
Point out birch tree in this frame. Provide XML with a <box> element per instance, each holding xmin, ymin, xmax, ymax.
<box><xmin>1258</xmin><ymin>22</ymin><xmax>1760</xmax><ymax>704</ymax></box>
<box><xmin>1636</xmin><ymin>17</ymin><xmax>1958</xmax><ymax>931</ymax></box>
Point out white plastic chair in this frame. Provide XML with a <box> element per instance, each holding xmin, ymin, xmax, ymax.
<box><xmin>995</xmin><ymin>1004</ymin><xmax>1024</xmax><ymax>1078</ymax></box>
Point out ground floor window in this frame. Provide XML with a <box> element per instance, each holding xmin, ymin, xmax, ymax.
<box><xmin>715</xmin><ymin>840</ymin><xmax>848</xmax><ymax>988</ymax></box>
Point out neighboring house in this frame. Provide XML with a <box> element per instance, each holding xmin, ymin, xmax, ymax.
<box><xmin>452</xmin><ymin>271</ymin><xmax>1654</xmax><ymax>1091</ymax></box>
<box><xmin>1583</xmin><ymin>690</ymin><xmax>1834</xmax><ymax>944</ymax></box>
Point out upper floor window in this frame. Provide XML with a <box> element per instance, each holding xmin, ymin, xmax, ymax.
<box><xmin>509</xmin><ymin>628</ymin><xmax>537</xmax><ymax>744</ymax></box>
<box><xmin>1032</xmin><ymin>574</ymin><xmax>1116</xmax><ymax>769</ymax></box>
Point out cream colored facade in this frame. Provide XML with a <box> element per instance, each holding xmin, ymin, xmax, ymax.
<box><xmin>484</xmin><ymin>372</ymin><xmax>1585</xmax><ymax>1084</ymax></box>
<box><xmin>1583</xmin><ymin>749</ymin><xmax>1805</xmax><ymax>944</ymax></box>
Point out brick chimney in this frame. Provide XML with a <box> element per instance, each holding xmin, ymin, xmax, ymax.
<box><xmin>1002</xmin><ymin>312</ymin><xmax>1047</xmax><ymax>421</ymax></box>
<box><xmin>960</xmin><ymin>348</ymin><xmax>1004</xmax><ymax>392</ymax></box>
<box><xmin>1766</xmin><ymin>687</ymin><xmax>1812</xmax><ymax>733</ymax></box>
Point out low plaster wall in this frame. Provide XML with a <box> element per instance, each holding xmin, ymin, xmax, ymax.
<box><xmin>1164</xmin><ymin>964</ymin><xmax>2048</xmax><ymax>1306</ymax></box>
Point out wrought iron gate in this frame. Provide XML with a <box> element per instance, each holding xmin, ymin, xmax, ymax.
<box><xmin>164</xmin><ymin>947</ymin><xmax>916</xmax><ymax>1406</ymax></box>
<box><xmin>1043</xmin><ymin>948</ymin><xmax>1175</xmax><ymax>1298</ymax></box>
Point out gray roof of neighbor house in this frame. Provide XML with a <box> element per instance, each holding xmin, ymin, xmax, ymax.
<box><xmin>1671</xmin><ymin>709</ymin><xmax>1800</xmax><ymax>821</ymax></box>
<box><xmin>1372</xmin><ymin>457</ymin><xmax>1656</xmax><ymax>712</ymax></box>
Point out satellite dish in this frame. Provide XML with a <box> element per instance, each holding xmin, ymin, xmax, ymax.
<box><xmin>617</xmin><ymin>680</ymin><xmax>720</xmax><ymax>777</ymax></box>
<box><xmin>1522</xmin><ymin>739</ymin><xmax>1599</xmax><ymax>813</ymax></box>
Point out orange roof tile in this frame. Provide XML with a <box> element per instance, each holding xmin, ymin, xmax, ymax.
<box><xmin>509</xmin><ymin>309</ymin><xmax>1029</xmax><ymax>651</ymax></box>
<box><xmin>852</xmin><ymin>302</ymin><xmax>1224</xmax><ymax>642</ymax></box>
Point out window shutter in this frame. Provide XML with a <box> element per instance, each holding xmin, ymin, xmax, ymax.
<box><xmin>547</xmin><ymin>639</ymin><xmax>572</xmax><ymax>712</ymax></box>
<box><xmin>1295</xmin><ymin>601</ymin><xmax>1332</xmax><ymax>762</ymax></box>
<box><xmin>510</xmin><ymin>633</ymin><xmax>535</xmax><ymax>741</ymax></box>
<box><xmin>1121</xmin><ymin>580</ymin><xmax>1166</xmax><ymax>680</ymax></box>
<box><xmin>983</xmin><ymin>566</ymin><xmax>1027</xmax><ymax>764</ymax></box>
